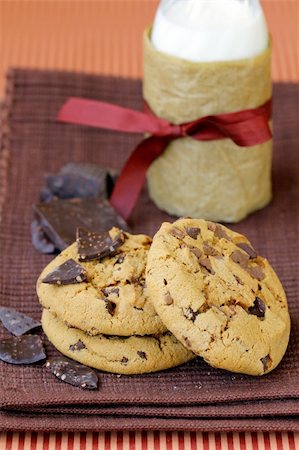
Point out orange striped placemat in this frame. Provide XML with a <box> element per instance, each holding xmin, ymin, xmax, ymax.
<box><xmin>0</xmin><ymin>431</ymin><xmax>299</xmax><ymax>449</ymax></box>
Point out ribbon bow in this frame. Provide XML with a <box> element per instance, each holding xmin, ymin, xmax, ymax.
<box><xmin>57</xmin><ymin>98</ymin><xmax>272</xmax><ymax>220</ymax></box>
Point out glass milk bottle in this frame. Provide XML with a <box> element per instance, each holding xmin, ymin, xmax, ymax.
<box><xmin>143</xmin><ymin>0</ymin><xmax>272</xmax><ymax>222</ymax></box>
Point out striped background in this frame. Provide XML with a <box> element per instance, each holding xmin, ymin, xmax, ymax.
<box><xmin>0</xmin><ymin>432</ymin><xmax>299</xmax><ymax>450</ymax></box>
<box><xmin>0</xmin><ymin>0</ymin><xmax>298</xmax><ymax>448</ymax></box>
<box><xmin>0</xmin><ymin>0</ymin><xmax>298</xmax><ymax>95</ymax></box>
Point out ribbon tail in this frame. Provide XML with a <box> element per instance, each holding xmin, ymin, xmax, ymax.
<box><xmin>110</xmin><ymin>136</ymin><xmax>170</xmax><ymax>220</ymax></box>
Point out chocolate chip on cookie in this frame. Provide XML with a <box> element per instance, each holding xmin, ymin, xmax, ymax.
<box><xmin>237</xmin><ymin>242</ymin><xmax>257</xmax><ymax>259</ymax></box>
<box><xmin>249</xmin><ymin>266</ymin><xmax>265</xmax><ymax>281</ymax></box>
<box><xmin>42</xmin><ymin>259</ymin><xmax>87</xmax><ymax>285</ymax></box>
<box><xmin>137</xmin><ymin>351</ymin><xmax>147</xmax><ymax>359</ymax></box>
<box><xmin>77</xmin><ymin>228</ymin><xmax>125</xmax><ymax>261</ymax></box>
<box><xmin>46</xmin><ymin>357</ymin><xmax>98</xmax><ymax>389</ymax></box>
<box><xmin>185</xmin><ymin>227</ymin><xmax>200</xmax><ymax>239</ymax></box>
<box><xmin>0</xmin><ymin>335</ymin><xmax>46</xmax><ymax>364</ymax></box>
<box><xmin>170</xmin><ymin>227</ymin><xmax>186</xmax><ymax>239</ymax></box>
<box><xmin>0</xmin><ymin>307</ymin><xmax>41</xmax><ymax>336</ymax></box>
<box><xmin>248</xmin><ymin>297</ymin><xmax>266</xmax><ymax>318</ymax></box>
<box><xmin>69</xmin><ymin>340</ymin><xmax>86</xmax><ymax>352</ymax></box>
<box><xmin>203</xmin><ymin>242</ymin><xmax>221</xmax><ymax>257</ymax></box>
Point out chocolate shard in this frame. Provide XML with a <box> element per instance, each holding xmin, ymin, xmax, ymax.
<box><xmin>77</xmin><ymin>228</ymin><xmax>124</xmax><ymax>261</ymax></box>
<box><xmin>237</xmin><ymin>242</ymin><xmax>258</xmax><ymax>259</ymax></box>
<box><xmin>185</xmin><ymin>227</ymin><xmax>200</xmax><ymax>239</ymax></box>
<box><xmin>42</xmin><ymin>259</ymin><xmax>87</xmax><ymax>285</ymax></box>
<box><xmin>0</xmin><ymin>307</ymin><xmax>41</xmax><ymax>336</ymax></box>
<box><xmin>231</xmin><ymin>250</ymin><xmax>249</xmax><ymax>266</ymax></box>
<box><xmin>248</xmin><ymin>297</ymin><xmax>266</xmax><ymax>318</ymax></box>
<box><xmin>33</xmin><ymin>198</ymin><xmax>128</xmax><ymax>251</ymax></box>
<box><xmin>0</xmin><ymin>335</ymin><xmax>46</xmax><ymax>364</ymax></box>
<box><xmin>208</xmin><ymin>222</ymin><xmax>230</xmax><ymax>240</ymax></box>
<box><xmin>44</xmin><ymin>162</ymin><xmax>116</xmax><ymax>201</ymax></box>
<box><xmin>31</xmin><ymin>220</ymin><xmax>56</xmax><ymax>254</ymax></box>
<box><xmin>46</xmin><ymin>357</ymin><xmax>98</xmax><ymax>389</ymax></box>
<box><xmin>189</xmin><ymin>246</ymin><xmax>202</xmax><ymax>260</ymax></box>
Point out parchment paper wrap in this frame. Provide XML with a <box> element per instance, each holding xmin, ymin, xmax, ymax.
<box><xmin>143</xmin><ymin>27</ymin><xmax>272</xmax><ymax>222</ymax></box>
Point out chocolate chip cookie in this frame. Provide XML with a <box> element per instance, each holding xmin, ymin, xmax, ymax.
<box><xmin>37</xmin><ymin>228</ymin><xmax>166</xmax><ymax>336</ymax></box>
<box><xmin>146</xmin><ymin>218</ymin><xmax>290</xmax><ymax>375</ymax></box>
<box><xmin>42</xmin><ymin>310</ymin><xmax>195</xmax><ymax>374</ymax></box>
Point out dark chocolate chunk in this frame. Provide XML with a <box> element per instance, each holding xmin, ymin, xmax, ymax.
<box><xmin>137</xmin><ymin>351</ymin><xmax>147</xmax><ymax>360</ymax></box>
<box><xmin>104</xmin><ymin>300</ymin><xmax>117</xmax><ymax>316</ymax></box>
<box><xmin>69</xmin><ymin>340</ymin><xmax>86</xmax><ymax>352</ymax></box>
<box><xmin>237</xmin><ymin>242</ymin><xmax>258</xmax><ymax>259</ymax></box>
<box><xmin>46</xmin><ymin>357</ymin><xmax>98</xmax><ymax>389</ymax></box>
<box><xmin>42</xmin><ymin>259</ymin><xmax>87</xmax><ymax>285</ymax></box>
<box><xmin>260</xmin><ymin>354</ymin><xmax>272</xmax><ymax>372</ymax></box>
<box><xmin>121</xmin><ymin>356</ymin><xmax>129</xmax><ymax>365</ymax></box>
<box><xmin>33</xmin><ymin>198</ymin><xmax>128</xmax><ymax>251</ymax></box>
<box><xmin>185</xmin><ymin>227</ymin><xmax>200</xmax><ymax>239</ymax></box>
<box><xmin>184</xmin><ymin>307</ymin><xmax>198</xmax><ymax>322</ymax></box>
<box><xmin>44</xmin><ymin>162</ymin><xmax>115</xmax><ymax>201</ymax></box>
<box><xmin>248</xmin><ymin>297</ymin><xmax>266</xmax><ymax>318</ymax></box>
<box><xmin>0</xmin><ymin>335</ymin><xmax>46</xmax><ymax>364</ymax></box>
<box><xmin>249</xmin><ymin>266</ymin><xmax>265</xmax><ymax>281</ymax></box>
<box><xmin>164</xmin><ymin>292</ymin><xmax>173</xmax><ymax>305</ymax></box>
<box><xmin>31</xmin><ymin>220</ymin><xmax>56</xmax><ymax>254</ymax></box>
<box><xmin>39</xmin><ymin>187</ymin><xmax>55</xmax><ymax>203</ymax></box>
<box><xmin>170</xmin><ymin>227</ymin><xmax>186</xmax><ymax>239</ymax></box>
<box><xmin>77</xmin><ymin>228</ymin><xmax>125</xmax><ymax>261</ymax></box>
<box><xmin>0</xmin><ymin>307</ymin><xmax>41</xmax><ymax>336</ymax></box>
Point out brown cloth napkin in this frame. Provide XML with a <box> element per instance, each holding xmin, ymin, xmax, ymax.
<box><xmin>0</xmin><ymin>69</ymin><xmax>298</xmax><ymax>432</ymax></box>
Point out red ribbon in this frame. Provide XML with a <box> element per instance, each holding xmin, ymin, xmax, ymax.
<box><xmin>57</xmin><ymin>98</ymin><xmax>272</xmax><ymax>220</ymax></box>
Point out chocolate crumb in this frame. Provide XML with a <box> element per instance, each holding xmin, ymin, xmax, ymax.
<box><xmin>184</xmin><ymin>307</ymin><xmax>198</xmax><ymax>322</ymax></box>
<box><xmin>137</xmin><ymin>351</ymin><xmax>147</xmax><ymax>360</ymax></box>
<box><xmin>164</xmin><ymin>293</ymin><xmax>173</xmax><ymax>305</ymax></box>
<box><xmin>121</xmin><ymin>356</ymin><xmax>129</xmax><ymax>365</ymax></box>
<box><xmin>182</xmin><ymin>336</ymin><xmax>192</xmax><ymax>348</ymax></box>
<box><xmin>101</xmin><ymin>287</ymin><xmax>119</xmax><ymax>297</ymax></box>
<box><xmin>163</xmin><ymin>279</ymin><xmax>168</xmax><ymax>286</ymax></box>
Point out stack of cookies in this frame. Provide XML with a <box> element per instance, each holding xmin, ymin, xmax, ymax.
<box><xmin>37</xmin><ymin>218</ymin><xmax>290</xmax><ymax>376</ymax></box>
